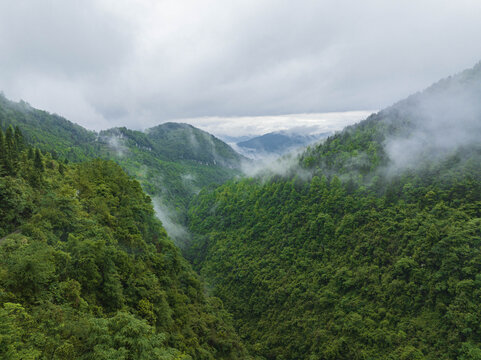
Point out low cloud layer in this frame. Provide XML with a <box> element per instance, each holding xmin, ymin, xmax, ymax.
<box><xmin>384</xmin><ymin>67</ymin><xmax>481</xmax><ymax>172</ymax></box>
<box><xmin>240</xmin><ymin>149</ymin><xmax>312</xmax><ymax>180</ymax></box>
<box><xmin>1</xmin><ymin>1</ymin><xmax>481</xmax><ymax>131</ymax></box>
<box><xmin>178</xmin><ymin>111</ymin><xmax>373</xmax><ymax>138</ymax></box>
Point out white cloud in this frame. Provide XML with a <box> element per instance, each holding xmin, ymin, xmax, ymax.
<box><xmin>170</xmin><ymin>111</ymin><xmax>374</xmax><ymax>138</ymax></box>
<box><xmin>0</xmin><ymin>0</ymin><xmax>480</xmax><ymax>131</ymax></box>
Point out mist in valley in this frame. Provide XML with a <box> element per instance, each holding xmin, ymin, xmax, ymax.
<box><xmin>153</xmin><ymin>197</ymin><xmax>191</xmax><ymax>249</ymax></box>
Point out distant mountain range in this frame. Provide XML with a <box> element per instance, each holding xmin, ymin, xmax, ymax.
<box><xmin>236</xmin><ymin>130</ymin><xmax>331</xmax><ymax>157</ymax></box>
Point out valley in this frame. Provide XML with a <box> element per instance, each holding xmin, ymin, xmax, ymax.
<box><xmin>1</xmin><ymin>62</ymin><xmax>480</xmax><ymax>359</ymax></box>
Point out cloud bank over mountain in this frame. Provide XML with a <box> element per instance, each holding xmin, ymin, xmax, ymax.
<box><xmin>0</xmin><ymin>0</ymin><xmax>480</xmax><ymax>131</ymax></box>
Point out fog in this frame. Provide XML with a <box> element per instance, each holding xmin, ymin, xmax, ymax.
<box><xmin>383</xmin><ymin>64</ymin><xmax>481</xmax><ymax>172</ymax></box>
<box><xmin>181</xmin><ymin>111</ymin><xmax>372</xmax><ymax>139</ymax></box>
<box><xmin>152</xmin><ymin>197</ymin><xmax>191</xmax><ymax>249</ymax></box>
<box><xmin>238</xmin><ymin>63</ymin><xmax>481</xmax><ymax>183</ymax></box>
<box><xmin>181</xmin><ymin>173</ymin><xmax>201</xmax><ymax>195</ymax></box>
<box><xmin>240</xmin><ymin>147</ymin><xmax>313</xmax><ymax>181</ymax></box>
<box><xmin>104</xmin><ymin>134</ymin><xmax>128</xmax><ymax>157</ymax></box>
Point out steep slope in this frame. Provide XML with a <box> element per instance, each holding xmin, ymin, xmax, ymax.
<box><xmin>0</xmin><ymin>97</ymin><xmax>244</xmax><ymax>241</ymax></box>
<box><xmin>0</xmin><ymin>128</ymin><xmax>248</xmax><ymax>359</ymax></box>
<box><xmin>187</xmin><ymin>62</ymin><xmax>481</xmax><ymax>359</ymax></box>
<box><xmin>145</xmin><ymin>122</ymin><xmax>243</xmax><ymax>167</ymax></box>
<box><xmin>0</xmin><ymin>94</ymin><xmax>99</xmax><ymax>161</ymax></box>
<box><xmin>98</xmin><ymin>124</ymin><xmax>244</xmax><ymax>241</ymax></box>
<box><xmin>301</xmin><ymin>61</ymin><xmax>481</xmax><ymax>178</ymax></box>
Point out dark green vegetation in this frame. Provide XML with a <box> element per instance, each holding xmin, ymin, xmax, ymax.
<box><xmin>0</xmin><ymin>127</ymin><xmax>248</xmax><ymax>359</ymax></box>
<box><xmin>2</xmin><ymin>62</ymin><xmax>481</xmax><ymax>359</ymax></box>
<box><xmin>98</xmin><ymin>124</ymin><xmax>243</xmax><ymax>232</ymax></box>
<box><xmin>187</xmin><ymin>63</ymin><xmax>481</xmax><ymax>359</ymax></box>
<box><xmin>0</xmin><ymin>94</ymin><xmax>243</xmax><ymax>240</ymax></box>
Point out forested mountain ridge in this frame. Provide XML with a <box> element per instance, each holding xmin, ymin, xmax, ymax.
<box><xmin>97</xmin><ymin>124</ymin><xmax>244</xmax><ymax>241</ymax></box>
<box><xmin>0</xmin><ymin>94</ymin><xmax>100</xmax><ymax>161</ymax></box>
<box><xmin>0</xmin><ymin>96</ymin><xmax>244</xmax><ymax>240</ymax></box>
<box><xmin>301</xmin><ymin>61</ymin><xmax>481</xmax><ymax>179</ymax></box>
<box><xmin>0</xmin><ymin>126</ymin><xmax>248</xmax><ymax>359</ymax></box>
<box><xmin>237</xmin><ymin>131</ymin><xmax>330</xmax><ymax>157</ymax></box>
<box><xmin>99</xmin><ymin>122</ymin><xmax>243</xmax><ymax>168</ymax></box>
<box><xmin>2</xmin><ymin>61</ymin><xmax>481</xmax><ymax>359</ymax></box>
<box><xmin>187</xmin><ymin>63</ymin><xmax>481</xmax><ymax>359</ymax></box>
<box><xmin>0</xmin><ymin>94</ymin><xmax>243</xmax><ymax>169</ymax></box>
<box><xmin>145</xmin><ymin>122</ymin><xmax>243</xmax><ymax>166</ymax></box>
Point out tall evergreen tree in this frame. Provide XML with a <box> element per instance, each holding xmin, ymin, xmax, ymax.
<box><xmin>5</xmin><ymin>125</ymin><xmax>14</xmax><ymax>152</ymax></box>
<box><xmin>0</xmin><ymin>128</ymin><xmax>5</xmax><ymax>175</ymax></box>
<box><xmin>34</xmin><ymin>149</ymin><xmax>44</xmax><ymax>173</ymax></box>
<box><xmin>14</xmin><ymin>126</ymin><xmax>25</xmax><ymax>152</ymax></box>
<box><xmin>3</xmin><ymin>126</ymin><xmax>15</xmax><ymax>175</ymax></box>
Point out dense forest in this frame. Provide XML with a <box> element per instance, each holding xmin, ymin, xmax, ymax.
<box><xmin>0</xmin><ymin>126</ymin><xmax>248</xmax><ymax>359</ymax></box>
<box><xmin>186</xmin><ymin>63</ymin><xmax>481</xmax><ymax>359</ymax></box>
<box><xmin>1</xmin><ymin>62</ymin><xmax>481</xmax><ymax>359</ymax></box>
<box><xmin>97</xmin><ymin>124</ymin><xmax>244</xmax><ymax>240</ymax></box>
<box><xmin>0</xmin><ymin>95</ymin><xmax>243</xmax><ymax>243</ymax></box>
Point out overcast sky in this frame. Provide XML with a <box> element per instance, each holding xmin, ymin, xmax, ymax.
<box><xmin>1</xmin><ymin>0</ymin><xmax>480</xmax><ymax>136</ymax></box>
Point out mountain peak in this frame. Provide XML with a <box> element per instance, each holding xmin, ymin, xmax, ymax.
<box><xmin>237</xmin><ymin>130</ymin><xmax>331</xmax><ymax>157</ymax></box>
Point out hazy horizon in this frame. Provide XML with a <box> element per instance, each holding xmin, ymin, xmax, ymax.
<box><xmin>1</xmin><ymin>0</ymin><xmax>480</xmax><ymax>134</ymax></box>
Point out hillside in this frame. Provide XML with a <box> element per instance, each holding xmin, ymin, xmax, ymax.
<box><xmin>0</xmin><ymin>127</ymin><xmax>248</xmax><ymax>359</ymax></box>
<box><xmin>301</xmin><ymin>61</ymin><xmax>481</xmax><ymax>178</ymax></box>
<box><xmin>0</xmin><ymin>97</ymin><xmax>244</xmax><ymax>241</ymax></box>
<box><xmin>146</xmin><ymin>122</ymin><xmax>243</xmax><ymax>166</ymax></box>
<box><xmin>97</xmin><ymin>124</ymin><xmax>244</xmax><ymax>242</ymax></box>
<box><xmin>0</xmin><ymin>94</ymin><xmax>99</xmax><ymax>161</ymax></box>
<box><xmin>186</xmin><ymin>63</ymin><xmax>481</xmax><ymax>359</ymax></box>
<box><xmin>3</xmin><ymin>59</ymin><xmax>480</xmax><ymax>360</ymax></box>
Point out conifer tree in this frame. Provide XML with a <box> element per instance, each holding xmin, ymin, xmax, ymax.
<box><xmin>5</xmin><ymin>125</ymin><xmax>14</xmax><ymax>151</ymax></box>
<box><xmin>34</xmin><ymin>148</ymin><xmax>44</xmax><ymax>173</ymax></box>
<box><xmin>58</xmin><ymin>161</ymin><xmax>65</xmax><ymax>175</ymax></box>
<box><xmin>3</xmin><ymin>126</ymin><xmax>15</xmax><ymax>175</ymax></box>
<box><xmin>0</xmin><ymin>128</ymin><xmax>5</xmax><ymax>175</ymax></box>
<box><xmin>14</xmin><ymin>126</ymin><xmax>25</xmax><ymax>152</ymax></box>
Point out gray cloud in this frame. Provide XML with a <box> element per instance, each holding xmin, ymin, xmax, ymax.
<box><xmin>0</xmin><ymin>0</ymin><xmax>131</xmax><ymax>76</ymax></box>
<box><xmin>1</xmin><ymin>0</ymin><xmax>481</xmax><ymax>132</ymax></box>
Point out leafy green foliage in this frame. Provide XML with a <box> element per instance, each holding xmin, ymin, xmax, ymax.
<box><xmin>97</xmin><ymin>125</ymin><xmax>243</xmax><ymax>228</ymax></box>
<box><xmin>0</xmin><ymin>97</ymin><xmax>243</xmax><ymax>238</ymax></box>
<box><xmin>188</xmin><ymin>154</ymin><xmax>481</xmax><ymax>359</ymax></box>
<box><xmin>187</xmin><ymin>63</ymin><xmax>481</xmax><ymax>359</ymax></box>
<box><xmin>0</xmin><ymin>140</ymin><xmax>248</xmax><ymax>359</ymax></box>
<box><xmin>0</xmin><ymin>95</ymin><xmax>99</xmax><ymax>162</ymax></box>
<box><xmin>3</xmin><ymin>62</ymin><xmax>481</xmax><ymax>359</ymax></box>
